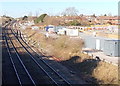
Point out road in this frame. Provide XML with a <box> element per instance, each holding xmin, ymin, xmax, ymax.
<box><xmin>2</xmin><ymin>22</ymin><xmax>87</xmax><ymax>85</ymax></box>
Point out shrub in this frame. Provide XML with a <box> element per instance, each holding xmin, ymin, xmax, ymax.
<box><xmin>68</xmin><ymin>20</ymin><xmax>81</xmax><ymax>26</ymax></box>
<box><xmin>34</xmin><ymin>14</ymin><xmax>47</xmax><ymax>24</ymax></box>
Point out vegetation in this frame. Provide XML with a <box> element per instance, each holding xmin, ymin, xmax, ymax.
<box><xmin>23</xmin><ymin>28</ymin><xmax>84</xmax><ymax>60</ymax></box>
<box><xmin>22</xmin><ymin>16</ymin><xmax>28</xmax><ymax>20</ymax></box>
<box><xmin>92</xmin><ymin>14</ymin><xmax>96</xmax><ymax>17</ymax></box>
<box><xmin>67</xmin><ymin>20</ymin><xmax>81</xmax><ymax>26</ymax></box>
<box><xmin>61</xmin><ymin>7</ymin><xmax>78</xmax><ymax>16</ymax></box>
<box><xmin>104</xmin><ymin>14</ymin><xmax>107</xmax><ymax>16</ymax></box>
<box><xmin>34</xmin><ymin>14</ymin><xmax>47</xmax><ymax>24</ymax></box>
<box><xmin>1</xmin><ymin>16</ymin><xmax>14</xmax><ymax>25</ymax></box>
<box><xmin>22</xmin><ymin>28</ymin><xmax>118</xmax><ymax>85</ymax></box>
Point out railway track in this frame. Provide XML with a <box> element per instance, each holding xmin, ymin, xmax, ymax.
<box><xmin>3</xmin><ymin>28</ymin><xmax>36</xmax><ymax>86</ymax></box>
<box><xmin>10</xmin><ymin>24</ymin><xmax>72</xmax><ymax>85</ymax></box>
<box><xmin>11</xmin><ymin>25</ymin><xmax>72</xmax><ymax>85</ymax></box>
<box><xmin>3</xmin><ymin>22</ymin><xmax>74</xmax><ymax>85</ymax></box>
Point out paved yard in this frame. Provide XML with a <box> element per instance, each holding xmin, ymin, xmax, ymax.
<box><xmin>82</xmin><ymin>48</ymin><xmax>119</xmax><ymax>66</ymax></box>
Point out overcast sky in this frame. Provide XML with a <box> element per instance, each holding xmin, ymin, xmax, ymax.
<box><xmin>0</xmin><ymin>0</ymin><xmax>119</xmax><ymax>18</ymax></box>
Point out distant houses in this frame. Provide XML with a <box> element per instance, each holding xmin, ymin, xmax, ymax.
<box><xmin>96</xmin><ymin>16</ymin><xmax>118</xmax><ymax>25</ymax></box>
<box><xmin>15</xmin><ymin>15</ymin><xmax>119</xmax><ymax>57</ymax></box>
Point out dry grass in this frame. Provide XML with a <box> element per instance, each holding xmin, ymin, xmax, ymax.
<box><xmin>23</xmin><ymin>28</ymin><xmax>85</xmax><ymax>61</ymax></box>
<box><xmin>92</xmin><ymin>61</ymin><xmax>118</xmax><ymax>84</ymax></box>
<box><xmin>22</xmin><ymin>28</ymin><xmax>119</xmax><ymax>85</ymax></box>
<box><xmin>38</xmin><ymin>35</ymin><xmax>85</xmax><ymax>60</ymax></box>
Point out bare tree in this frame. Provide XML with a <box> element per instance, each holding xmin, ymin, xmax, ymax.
<box><xmin>28</xmin><ymin>12</ymin><xmax>32</xmax><ymax>20</ymax></box>
<box><xmin>28</xmin><ymin>12</ymin><xmax>32</xmax><ymax>17</ymax></box>
<box><xmin>108</xmin><ymin>13</ymin><xmax>112</xmax><ymax>16</ymax></box>
<box><xmin>61</xmin><ymin>7</ymin><xmax>78</xmax><ymax>16</ymax></box>
<box><xmin>35</xmin><ymin>11</ymin><xmax>39</xmax><ymax>17</ymax></box>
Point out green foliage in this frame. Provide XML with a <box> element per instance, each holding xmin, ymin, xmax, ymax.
<box><xmin>22</xmin><ymin>16</ymin><xmax>28</xmax><ymax>20</ymax></box>
<box><xmin>34</xmin><ymin>14</ymin><xmax>47</xmax><ymax>24</ymax></box>
<box><xmin>104</xmin><ymin>14</ymin><xmax>107</xmax><ymax>16</ymax></box>
<box><xmin>68</xmin><ymin>20</ymin><xmax>81</xmax><ymax>26</ymax></box>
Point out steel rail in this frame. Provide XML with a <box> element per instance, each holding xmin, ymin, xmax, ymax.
<box><xmin>3</xmin><ymin>30</ymin><xmax>22</xmax><ymax>86</ymax></box>
<box><xmin>10</xmin><ymin>28</ymin><xmax>60</xmax><ymax>85</ymax></box>
<box><xmin>11</xmin><ymin>24</ymin><xmax>71</xmax><ymax>85</ymax></box>
<box><xmin>5</xmin><ymin>28</ymin><xmax>36</xmax><ymax>86</ymax></box>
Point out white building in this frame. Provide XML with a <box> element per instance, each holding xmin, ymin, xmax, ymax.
<box><xmin>57</xmin><ymin>27</ymin><xmax>79</xmax><ymax>36</ymax></box>
<box><xmin>57</xmin><ymin>29</ymin><xmax>66</xmax><ymax>35</ymax></box>
<box><xmin>66</xmin><ymin>28</ymin><xmax>79</xmax><ymax>36</ymax></box>
<box><xmin>31</xmin><ymin>26</ymin><xmax>39</xmax><ymax>30</ymax></box>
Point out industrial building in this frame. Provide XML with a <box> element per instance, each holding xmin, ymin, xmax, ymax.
<box><xmin>103</xmin><ymin>40</ymin><xmax>120</xmax><ymax>57</ymax></box>
<box><xmin>79</xmin><ymin>32</ymin><xmax>120</xmax><ymax>57</ymax></box>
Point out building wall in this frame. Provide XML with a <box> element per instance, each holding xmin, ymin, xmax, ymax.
<box><xmin>79</xmin><ymin>32</ymin><xmax>119</xmax><ymax>57</ymax></box>
<box><xmin>103</xmin><ymin>40</ymin><xmax>120</xmax><ymax>57</ymax></box>
<box><xmin>79</xmin><ymin>33</ymin><xmax>105</xmax><ymax>50</ymax></box>
<box><xmin>66</xmin><ymin>29</ymin><xmax>79</xmax><ymax>36</ymax></box>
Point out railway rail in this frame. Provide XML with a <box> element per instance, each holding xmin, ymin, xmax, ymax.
<box><xmin>11</xmin><ymin>24</ymin><xmax>72</xmax><ymax>85</ymax></box>
<box><xmin>2</xmin><ymin>22</ymin><xmax>77</xmax><ymax>85</ymax></box>
<box><xmin>3</xmin><ymin>28</ymin><xmax>36</xmax><ymax>86</ymax></box>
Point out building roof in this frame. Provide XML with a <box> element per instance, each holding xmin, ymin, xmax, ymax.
<box><xmin>97</xmin><ymin>16</ymin><xmax>118</xmax><ymax>20</ymax></box>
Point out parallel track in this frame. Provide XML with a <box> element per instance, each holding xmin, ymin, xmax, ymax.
<box><xmin>3</xmin><ymin>22</ymin><xmax>73</xmax><ymax>85</ymax></box>
<box><xmin>11</xmin><ymin>25</ymin><xmax>72</xmax><ymax>85</ymax></box>
<box><xmin>3</xmin><ymin>28</ymin><xmax>36</xmax><ymax>86</ymax></box>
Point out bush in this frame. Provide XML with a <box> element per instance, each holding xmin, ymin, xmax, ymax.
<box><xmin>22</xmin><ymin>16</ymin><xmax>28</xmax><ymax>20</ymax></box>
<box><xmin>24</xmin><ymin>29</ymin><xmax>84</xmax><ymax>60</ymax></box>
<box><xmin>68</xmin><ymin>20</ymin><xmax>81</xmax><ymax>26</ymax></box>
<box><xmin>34</xmin><ymin>14</ymin><xmax>47</xmax><ymax>24</ymax></box>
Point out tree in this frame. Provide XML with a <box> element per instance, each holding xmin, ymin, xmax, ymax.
<box><xmin>80</xmin><ymin>14</ymin><xmax>84</xmax><ymax>17</ymax></box>
<box><xmin>35</xmin><ymin>11</ymin><xmax>39</xmax><ymax>17</ymax></box>
<box><xmin>9</xmin><ymin>19</ymin><xmax>12</xmax><ymax>21</ymax></box>
<box><xmin>22</xmin><ymin>16</ymin><xmax>28</xmax><ymax>20</ymax></box>
<box><xmin>28</xmin><ymin>12</ymin><xmax>32</xmax><ymax>17</ymax></box>
<box><xmin>34</xmin><ymin>14</ymin><xmax>47</xmax><ymax>24</ymax></box>
<box><xmin>104</xmin><ymin>14</ymin><xmax>107</xmax><ymax>16</ymax></box>
<box><xmin>28</xmin><ymin>12</ymin><xmax>32</xmax><ymax>21</ymax></box>
<box><xmin>61</xmin><ymin>7</ymin><xmax>78</xmax><ymax>16</ymax></box>
<box><xmin>92</xmin><ymin>14</ymin><xmax>96</xmax><ymax>17</ymax></box>
<box><xmin>108</xmin><ymin>13</ymin><xmax>112</xmax><ymax>16</ymax></box>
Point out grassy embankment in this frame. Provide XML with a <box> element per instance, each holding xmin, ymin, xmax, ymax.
<box><xmin>22</xmin><ymin>28</ymin><xmax>118</xmax><ymax>85</ymax></box>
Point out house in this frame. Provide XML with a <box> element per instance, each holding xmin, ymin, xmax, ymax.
<box><xmin>65</xmin><ymin>27</ymin><xmax>79</xmax><ymax>36</ymax></box>
<box><xmin>97</xmin><ymin>16</ymin><xmax>119</xmax><ymax>25</ymax></box>
<box><xmin>56</xmin><ymin>26</ymin><xmax>79</xmax><ymax>36</ymax></box>
<box><xmin>31</xmin><ymin>26</ymin><xmax>39</xmax><ymax>30</ymax></box>
<box><xmin>24</xmin><ymin>20</ymin><xmax>34</xmax><ymax>26</ymax></box>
